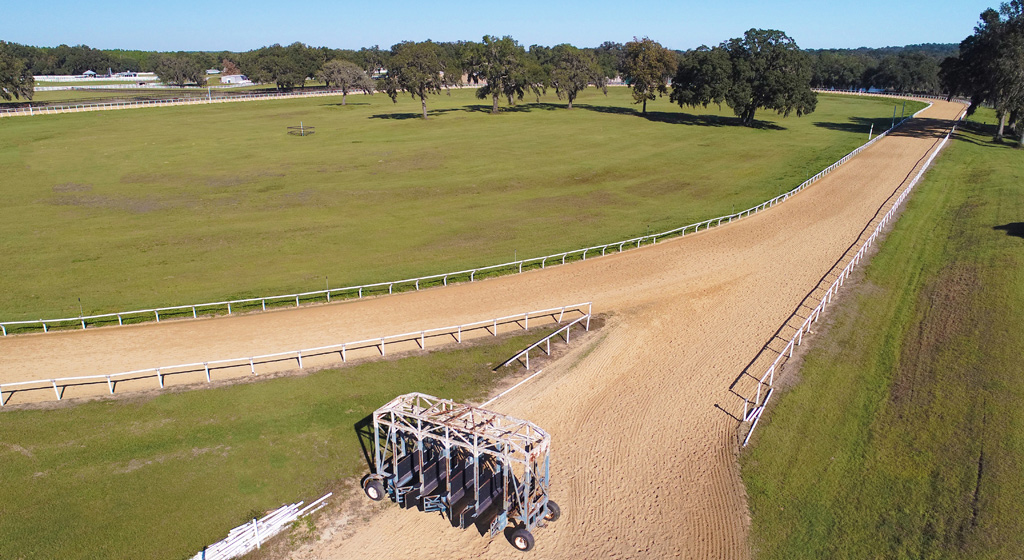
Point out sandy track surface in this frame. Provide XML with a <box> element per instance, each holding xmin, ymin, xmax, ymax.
<box><xmin>0</xmin><ymin>100</ymin><xmax>964</xmax><ymax>558</ymax></box>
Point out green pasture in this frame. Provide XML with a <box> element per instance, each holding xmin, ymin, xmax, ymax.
<box><xmin>742</xmin><ymin>110</ymin><xmax>1024</xmax><ymax>559</ymax></box>
<box><xmin>0</xmin><ymin>327</ymin><xmax>555</xmax><ymax>559</ymax></box>
<box><xmin>0</xmin><ymin>89</ymin><xmax>923</xmax><ymax>324</ymax></box>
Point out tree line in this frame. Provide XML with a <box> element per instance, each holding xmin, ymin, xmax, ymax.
<box><xmin>941</xmin><ymin>0</ymin><xmax>1024</xmax><ymax>143</ymax></box>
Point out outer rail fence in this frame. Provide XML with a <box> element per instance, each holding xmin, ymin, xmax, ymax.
<box><xmin>739</xmin><ymin>111</ymin><xmax>965</xmax><ymax>447</ymax></box>
<box><xmin>0</xmin><ymin>302</ymin><xmax>591</xmax><ymax>406</ymax></box>
<box><xmin>1</xmin><ymin>103</ymin><xmax>935</xmax><ymax>336</ymax></box>
<box><xmin>0</xmin><ymin>87</ymin><xmax>347</xmax><ymax>118</ymax></box>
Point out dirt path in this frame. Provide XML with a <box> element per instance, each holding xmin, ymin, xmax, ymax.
<box><xmin>0</xmin><ymin>100</ymin><xmax>964</xmax><ymax>558</ymax></box>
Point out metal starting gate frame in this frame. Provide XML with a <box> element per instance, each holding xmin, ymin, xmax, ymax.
<box><xmin>362</xmin><ymin>392</ymin><xmax>558</xmax><ymax>551</ymax></box>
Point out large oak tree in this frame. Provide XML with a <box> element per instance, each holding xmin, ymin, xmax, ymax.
<box><xmin>0</xmin><ymin>42</ymin><xmax>34</xmax><ymax>101</ymax></box>
<box><xmin>377</xmin><ymin>41</ymin><xmax>459</xmax><ymax>119</ymax></box>
<box><xmin>549</xmin><ymin>45</ymin><xmax>606</xmax><ymax>109</ymax></box>
<box><xmin>318</xmin><ymin>59</ymin><xmax>373</xmax><ymax>105</ymax></box>
<box><xmin>672</xmin><ymin>29</ymin><xmax>817</xmax><ymax>126</ymax></box>
<box><xmin>621</xmin><ymin>37</ymin><xmax>677</xmax><ymax>114</ymax></box>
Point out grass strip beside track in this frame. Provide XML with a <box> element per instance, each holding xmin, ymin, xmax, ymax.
<box><xmin>0</xmin><ymin>327</ymin><xmax>555</xmax><ymax>560</ymax></box>
<box><xmin>741</xmin><ymin>110</ymin><xmax>1024</xmax><ymax>559</ymax></box>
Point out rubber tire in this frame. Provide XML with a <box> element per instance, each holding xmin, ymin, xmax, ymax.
<box><xmin>543</xmin><ymin>500</ymin><xmax>561</xmax><ymax>522</ymax></box>
<box><xmin>511</xmin><ymin>528</ymin><xmax>535</xmax><ymax>552</ymax></box>
<box><xmin>363</xmin><ymin>478</ymin><xmax>385</xmax><ymax>501</ymax></box>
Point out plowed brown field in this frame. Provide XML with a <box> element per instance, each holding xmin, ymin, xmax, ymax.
<box><xmin>0</xmin><ymin>99</ymin><xmax>964</xmax><ymax>559</ymax></box>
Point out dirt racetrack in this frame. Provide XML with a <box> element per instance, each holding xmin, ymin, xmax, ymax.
<box><xmin>0</xmin><ymin>99</ymin><xmax>964</xmax><ymax>558</ymax></box>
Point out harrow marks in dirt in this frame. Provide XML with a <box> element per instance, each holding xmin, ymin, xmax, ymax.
<box><xmin>0</xmin><ymin>100</ymin><xmax>966</xmax><ymax>559</ymax></box>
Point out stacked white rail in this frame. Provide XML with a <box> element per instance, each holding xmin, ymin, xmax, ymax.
<box><xmin>0</xmin><ymin>303</ymin><xmax>591</xmax><ymax>405</ymax></box>
<box><xmin>192</xmin><ymin>493</ymin><xmax>331</xmax><ymax>560</ymax></box>
<box><xmin>740</xmin><ymin>111</ymin><xmax>965</xmax><ymax>446</ymax></box>
<box><xmin>1</xmin><ymin>105</ymin><xmax>931</xmax><ymax>336</ymax></box>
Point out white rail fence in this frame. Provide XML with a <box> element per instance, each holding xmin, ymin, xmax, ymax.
<box><xmin>0</xmin><ymin>303</ymin><xmax>591</xmax><ymax>406</ymax></box>
<box><xmin>192</xmin><ymin>492</ymin><xmax>331</xmax><ymax>560</ymax></box>
<box><xmin>0</xmin><ymin>88</ymin><xmax>345</xmax><ymax>118</ymax></box>
<box><xmin>1</xmin><ymin>105</ymin><xmax>932</xmax><ymax>336</ymax></box>
<box><xmin>500</xmin><ymin>314</ymin><xmax>592</xmax><ymax>370</ymax></box>
<box><xmin>739</xmin><ymin>112</ymin><xmax>965</xmax><ymax>447</ymax></box>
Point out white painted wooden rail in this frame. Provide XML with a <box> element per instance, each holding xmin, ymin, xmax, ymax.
<box><xmin>1</xmin><ymin>106</ymin><xmax>932</xmax><ymax>336</ymax></box>
<box><xmin>0</xmin><ymin>87</ymin><xmax>346</xmax><ymax>118</ymax></box>
<box><xmin>0</xmin><ymin>302</ymin><xmax>591</xmax><ymax>405</ymax></box>
<box><xmin>499</xmin><ymin>314</ymin><xmax>592</xmax><ymax>370</ymax></box>
<box><xmin>739</xmin><ymin>110</ymin><xmax>965</xmax><ymax>447</ymax></box>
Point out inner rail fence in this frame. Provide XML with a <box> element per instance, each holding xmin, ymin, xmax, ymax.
<box><xmin>1</xmin><ymin>100</ymin><xmax>944</xmax><ymax>336</ymax></box>
<box><xmin>738</xmin><ymin>111</ymin><xmax>965</xmax><ymax>447</ymax></box>
<box><xmin>0</xmin><ymin>302</ymin><xmax>591</xmax><ymax>406</ymax></box>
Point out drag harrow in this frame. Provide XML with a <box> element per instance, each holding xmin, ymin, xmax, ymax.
<box><xmin>363</xmin><ymin>392</ymin><xmax>559</xmax><ymax>552</ymax></box>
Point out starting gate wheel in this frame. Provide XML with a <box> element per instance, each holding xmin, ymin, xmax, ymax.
<box><xmin>510</xmin><ymin>528</ymin><xmax>535</xmax><ymax>552</ymax></box>
<box><xmin>543</xmin><ymin>500</ymin><xmax>561</xmax><ymax>522</ymax></box>
<box><xmin>363</xmin><ymin>478</ymin><xmax>385</xmax><ymax>501</ymax></box>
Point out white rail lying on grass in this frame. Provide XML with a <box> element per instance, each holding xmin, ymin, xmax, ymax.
<box><xmin>0</xmin><ymin>303</ymin><xmax>592</xmax><ymax>406</ymax></box>
<box><xmin>1</xmin><ymin>102</ymin><xmax>935</xmax><ymax>336</ymax></box>
<box><xmin>739</xmin><ymin>112</ymin><xmax>965</xmax><ymax>447</ymax></box>
<box><xmin>192</xmin><ymin>492</ymin><xmax>331</xmax><ymax>560</ymax></box>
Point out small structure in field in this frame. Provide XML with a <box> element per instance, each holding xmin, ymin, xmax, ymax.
<box><xmin>286</xmin><ymin>122</ymin><xmax>315</xmax><ymax>137</ymax></box>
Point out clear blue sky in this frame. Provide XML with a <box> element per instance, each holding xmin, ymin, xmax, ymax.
<box><xmin>0</xmin><ymin>0</ymin><xmax>997</xmax><ymax>52</ymax></box>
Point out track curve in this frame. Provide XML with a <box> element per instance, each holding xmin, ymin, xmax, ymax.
<box><xmin>0</xmin><ymin>99</ymin><xmax>965</xmax><ymax>559</ymax></box>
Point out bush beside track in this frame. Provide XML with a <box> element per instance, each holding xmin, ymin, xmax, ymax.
<box><xmin>742</xmin><ymin>110</ymin><xmax>1024</xmax><ymax>559</ymax></box>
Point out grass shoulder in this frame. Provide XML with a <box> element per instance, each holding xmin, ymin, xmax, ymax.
<box><xmin>0</xmin><ymin>324</ymin><xmax>580</xmax><ymax>559</ymax></box>
<box><xmin>741</xmin><ymin>110</ymin><xmax>1024</xmax><ymax>559</ymax></box>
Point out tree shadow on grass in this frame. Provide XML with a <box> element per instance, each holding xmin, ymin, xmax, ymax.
<box><xmin>994</xmin><ymin>223</ymin><xmax>1024</xmax><ymax>240</ymax></box>
<box><xmin>463</xmin><ymin>102</ymin><xmax>563</xmax><ymax>113</ymax></box>
<box><xmin>571</xmin><ymin>103</ymin><xmax>785</xmax><ymax>129</ymax></box>
<box><xmin>369</xmin><ymin>108</ymin><xmax>464</xmax><ymax>120</ymax></box>
<box><xmin>813</xmin><ymin>116</ymin><xmax>882</xmax><ymax>134</ymax></box>
<box><xmin>321</xmin><ymin>101</ymin><xmax>371</xmax><ymax>107</ymax></box>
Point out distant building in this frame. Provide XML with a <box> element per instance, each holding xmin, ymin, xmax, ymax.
<box><xmin>83</xmin><ymin>70</ymin><xmax>97</xmax><ymax>78</ymax></box>
<box><xmin>220</xmin><ymin>74</ymin><xmax>250</xmax><ymax>84</ymax></box>
<box><xmin>206</xmin><ymin>69</ymin><xmax>221</xmax><ymax>75</ymax></box>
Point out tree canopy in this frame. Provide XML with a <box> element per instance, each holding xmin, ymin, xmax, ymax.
<box><xmin>317</xmin><ymin>59</ymin><xmax>373</xmax><ymax>105</ymax></box>
<box><xmin>672</xmin><ymin>29</ymin><xmax>816</xmax><ymax>126</ymax></box>
<box><xmin>549</xmin><ymin>44</ymin><xmax>606</xmax><ymax>109</ymax></box>
<box><xmin>941</xmin><ymin>1</ymin><xmax>1024</xmax><ymax>142</ymax></box>
<box><xmin>240</xmin><ymin>43</ymin><xmax>320</xmax><ymax>90</ymax></box>
<box><xmin>154</xmin><ymin>53</ymin><xmax>207</xmax><ymax>87</ymax></box>
<box><xmin>621</xmin><ymin>37</ymin><xmax>677</xmax><ymax>114</ymax></box>
<box><xmin>376</xmin><ymin>41</ymin><xmax>460</xmax><ymax>119</ymax></box>
<box><xmin>0</xmin><ymin>41</ymin><xmax>34</xmax><ymax>101</ymax></box>
<box><xmin>467</xmin><ymin>35</ymin><xmax>531</xmax><ymax>114</ymax></box>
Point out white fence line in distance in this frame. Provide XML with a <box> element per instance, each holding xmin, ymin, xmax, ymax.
<box><xmin>1</xmin><ymin>103</ymin><xmax>935</xmax><ymax>337</ymax></box>
<box><xmin>739</xmin><ymin>111</ymin><xmax>965</xmax><ymax>447</ymax></box>
<box><xmin>0</xmin><ymin>87</ymin><xmax>345</xmax><ymax>118</ymax></box>
<box><xmin>0</xmin><ymin>303</ymin><xmax>592</xmax><ymax>407</ymax></box>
